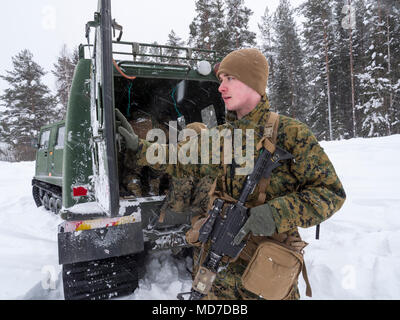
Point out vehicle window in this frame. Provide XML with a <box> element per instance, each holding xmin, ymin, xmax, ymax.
<box><xmin>56</xmin><ymin>126</ymin><xmax>65</xmax><ymax>148</ymax></box>
<box><xmin>40</xmin><ymin>130</ymin><xmax>51</xmax><ymax>150</ymax></box>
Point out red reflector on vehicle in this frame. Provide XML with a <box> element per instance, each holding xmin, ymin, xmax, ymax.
<box><xmin>73</xmin><ymin>187</ymin><xmax>88</xmax><ymax>197</ymax></box>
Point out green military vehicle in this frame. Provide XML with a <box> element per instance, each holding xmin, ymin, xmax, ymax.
<box><xmin>32</xmin><ymin>0</ymin><xmax>225</xmax><ymax>300</ymax></box>
<box><xmin>33</xmin><ymin>121</ymin><xmax>65</xmax><ymax>214</ymax></box>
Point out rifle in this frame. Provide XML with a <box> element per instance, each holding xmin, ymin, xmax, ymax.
<box><xmin>177</xmin><ymin>145</ymin><xmax>294</xmax><ymax>300</ymax></box>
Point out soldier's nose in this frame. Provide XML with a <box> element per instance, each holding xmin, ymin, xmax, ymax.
<box><xmin>218</xmin><ymin>82</ymin><xmax>226</xmax><ymax>93</ymax></box>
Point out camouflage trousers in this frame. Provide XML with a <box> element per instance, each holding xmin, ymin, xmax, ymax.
<box><xmin>193</xmin><ymin>247</ymin><xmax>300</xmax><ymax>301</ymax></box>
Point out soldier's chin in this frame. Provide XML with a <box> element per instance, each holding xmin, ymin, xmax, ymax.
<box><xmin>225</xmin><ymin>102</ymin><xmax>236</xmax><ymax>112</ymax></box>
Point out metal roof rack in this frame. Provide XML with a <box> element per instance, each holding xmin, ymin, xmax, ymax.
<box><xmin>79</xmin><ymin>41</ymin><xmax>221</xmax><ymax>68</ymax></box>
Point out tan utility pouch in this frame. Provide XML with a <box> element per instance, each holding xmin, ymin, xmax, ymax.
<box><xmin>241</xmin><ymin>239</ymin><xmax>312</xmax><ymax>300</ymax></box>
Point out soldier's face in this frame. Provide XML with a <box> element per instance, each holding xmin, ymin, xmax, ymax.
<box><xmin>218</xmin><ymin>74</ymin><xmax>260</xmax><ymax>119</ymax></box>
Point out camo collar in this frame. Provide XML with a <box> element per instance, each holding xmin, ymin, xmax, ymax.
<box><xmin>225</xmin><ymin>95</ymin><xmax>271</xmax><ymax>132</ymax></box>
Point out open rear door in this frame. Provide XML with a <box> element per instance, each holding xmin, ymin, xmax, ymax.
<box><xmin>90</xmin><ymin>0</ymin><xmax>120</xmax><ymax>217</ymax></box>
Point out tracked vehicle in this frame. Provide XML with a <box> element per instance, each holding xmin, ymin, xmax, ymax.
<box><xmin>32</xmin><ymin>0</ymin><xmax>225</xmax><ymax>300</ymax></box>
<box><xmin>33</xmin><ymin>121</ymin><xmax>65</xmax><ymax>215</ymax></box>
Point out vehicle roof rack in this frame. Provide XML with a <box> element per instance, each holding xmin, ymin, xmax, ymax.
<box><xmin>79</xmin><ymin>41</ymin><xmax>221</xmax><ymax>68</ymax></box>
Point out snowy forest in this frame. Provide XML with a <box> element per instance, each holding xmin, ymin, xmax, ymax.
<box><xmin>0</xmin><ymin>0</ymin><xmax>399</xmax><ymax>161</ymax></box>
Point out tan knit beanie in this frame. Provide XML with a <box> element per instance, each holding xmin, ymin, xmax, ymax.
<box><xmin>217</xmin><ymin>48</ymin><xmax>269</xmax><ymax>96</ymax></box>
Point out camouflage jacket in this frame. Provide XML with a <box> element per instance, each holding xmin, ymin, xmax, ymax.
<box><xmin>135</xmin><ymin>96</ymin><xmax>346</xmax><ymax>235</ymax></box>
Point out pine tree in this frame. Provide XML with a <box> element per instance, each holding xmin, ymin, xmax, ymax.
<box><xmin>383</xmin><ymin>0</ymin><xmax>400</xmax><ymax>134</ymax></box>
<box><xmin>148</xmin><ymin>41</ymin><xmax>162</xmax><ymax>63</ymax></box>
<box><xmin>258</xmin><ymin>7</ymin><xmax>273</xmax><ymax>54</ymax></box>
<box><xmin>209</xmin><ymin>0</ymin><xmax>230</xmax><ymax>55</ymax></box>
<box><xmin>136</xmin><ymin>44</ymin><xmax>149</xmax><ymax>63</ymax></box>
<box><xmin>258</xmin><ymin>6</ymin><xmax>276</xmax><ymax>94</ymax></box>
<box><xmin>165</xmin><ymin>30</ymin><xmax>185</xmax><ymax>64</ymax></box>
<box><xmin>328</xmin><ymin>1</ymin><xmax>351</xmax><ymax>139</ymax></box>
<box><xmin>352</xmin><ymin>0</ymin><xmax>370</xmax><ymax>136</ymax></box>
<box><xmin>269</xmin><ymin>0</ymin><xmax>308</xmax><ymax>123</ymax></box>
<box><xmin>356</xmin><ymin>0</ymin><xmax>393</xmax><ymax>137</ymax></box>
<box><xmin>224</xmin><ymin>0</ymin><xmax>256</xmax><ymax>50</ymax></box>
<box><xmin>0</xmin><ymin>50</ymin><xmax>57</xmax><ymax>161</ymax></box>
<box><xmin>188</xmin><ymin>0</ymin><xmax>213</xmax><ymax>50</ymax></box>
<box><xmin>347</xmin><ymin>0</ymin><xmax>358</xmax><ymax>138</ymax></box>
<box><xmin>188</xmin><ymin>0</ymin><xmax>231</xmax><ymax>56</ymax></box>
<box><xmin>52</xmin><ymin>45</ymin><xmax>79</xmax><ymax>118</ymax></box>
<box><xmin>301</xmin><ymin>0</ymin><xmax>335</xmax><ymax>140</ymax></box>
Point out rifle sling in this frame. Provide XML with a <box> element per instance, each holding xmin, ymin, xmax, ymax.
<box><xmin>255</xmin><ymin>112</ymin><xmax>280</xmax><ymax>207</ymax></box>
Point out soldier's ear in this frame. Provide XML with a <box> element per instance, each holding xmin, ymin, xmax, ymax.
<box><xmin>214</xmin><ymin>63</ymin><xmax>221</xmax><ymax>78</ymax></box>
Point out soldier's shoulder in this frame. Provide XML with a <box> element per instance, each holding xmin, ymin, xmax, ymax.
<box><xmin>276</xmin><ymin>115</ymin><xmax>317</xmax><ymax>150</ymax></box>
<box><xmin>277</xmin><ymin>114</ymin><xmax>312</xmax><ymax>136</ymax></box>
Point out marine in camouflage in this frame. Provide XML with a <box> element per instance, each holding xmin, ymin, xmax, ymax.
<box><xmin>118</xmin><ymin>110</ymin><xmax>168</xmax><ymax>197</ymax></box>
<box><xmin>132</xmin><ymin>96</ymin><xmax>346</xmax><ymax>300</ymax></box>
<box><xmin>159</xmin><ymin>175</ymin><xmax>215</xmax><ymax>219</ymax></box>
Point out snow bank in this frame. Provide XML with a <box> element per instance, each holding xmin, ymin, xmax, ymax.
<box><xmin>0</xmin><ymin>134</ymin><xmax>399</xmax><ymax>300</ymax></box>
<box><xmin>298</xmin><ymin>135</ymin><xmax>400</xmax><ymax>299</ymax></box>
<box><xmin>0</xmin><ymin>161</ymin><xmax>63</xmax><ymax>300</ymax></box>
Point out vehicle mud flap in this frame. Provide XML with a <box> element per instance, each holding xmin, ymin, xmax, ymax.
<box><xmin>62</xmin><ymin>254</ymin><xmax>139</xmax><ymax>300</ymax></box>
<box><xmin>58</xmin><ymin>221</ymin><xmax>144</xmax><ymax>266</ymax></box>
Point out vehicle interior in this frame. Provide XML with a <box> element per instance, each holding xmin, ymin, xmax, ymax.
<box><xmin>114</xmin><ymin>75</ymin><xmax>226</xmax><ymax>198</ymax></box>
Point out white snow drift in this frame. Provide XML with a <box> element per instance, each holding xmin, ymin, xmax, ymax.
<box><xmin>0</xmin><ymin>135</ymin><xmax>399</xmax><ymax>300</ymax></box>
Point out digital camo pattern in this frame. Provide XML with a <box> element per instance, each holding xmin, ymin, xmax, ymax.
<box><xmin>134</xmin><ymin>96</ymin><xmax>346</xmax><ymax>300</ymax></box>
<box><xmin>161</xmin><ymin>175</ymin><xmax>215</xmax><ymax>216</ymax></box>
<box><xmin>163</xmin><ymin>176</ymin><xmax>195</xmax><ymax>213</ymax></box>
<box><xmin>120</xmin><ymin>149</ymin><xmax>163</xmax><ymax>197</ymax></box>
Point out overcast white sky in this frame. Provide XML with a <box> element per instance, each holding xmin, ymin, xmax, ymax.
<box><xmin>0</xmin><ymin>0</ymin><xmax>304</xmax><ymax>96</ymax></box>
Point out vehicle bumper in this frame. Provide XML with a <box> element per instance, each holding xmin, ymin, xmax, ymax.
<box><xmin>58</xmin><ymin>215</ymin><xmax>144</xmax><ymax>265</ymax></box>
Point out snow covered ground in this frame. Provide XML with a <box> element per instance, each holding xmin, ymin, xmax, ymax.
<box><xmin>0</xmin><ymin>135</ymin><xmax>399</xmax><ymax>300</ymax></box>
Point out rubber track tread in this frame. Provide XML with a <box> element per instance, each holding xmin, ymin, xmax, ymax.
<box><xmin>62</xmin><ymin>254</ymin><xmax>139</xmax><ymax>300</ymax></box>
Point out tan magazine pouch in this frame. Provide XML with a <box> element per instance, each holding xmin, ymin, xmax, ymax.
<box><xmin>241</xmin><ymin>238</ymin><xmax>312</xmax><ymax>300</ymax></box>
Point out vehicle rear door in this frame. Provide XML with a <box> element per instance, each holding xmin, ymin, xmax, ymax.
<box><xmin>90</xmin><ymin>0</ymin><xmax>120</xmax><ymax>216</ymax></box>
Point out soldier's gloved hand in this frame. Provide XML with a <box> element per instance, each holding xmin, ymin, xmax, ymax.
<box><xmin>233</xmin><ymin>203</ymin><xmax>277</xmax><ymax>245</ymax></box>
<box><xmin>115</xmin><ymin>109</ymin><xmax>139</xmax><ymax>152</ymax></box>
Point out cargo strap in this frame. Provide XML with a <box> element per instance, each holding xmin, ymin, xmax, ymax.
<box><xmin>302</xmin><ymin>263</ymin><xmax>313</xmax><ymax>297</ymax></box>
<box><xmin>281</xmin><ymin>235</ymin><xmax>313</xmax><ymax>298</ymax></box>
<box><xmin>255</xmin><ymin>112</ymin><xmax>279</xmax><ymax>206</ymax></box>
<box><xmin>271</xmin><ymin>232</ymin><xmax>313</xmax><ymax>298</ymax></box>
